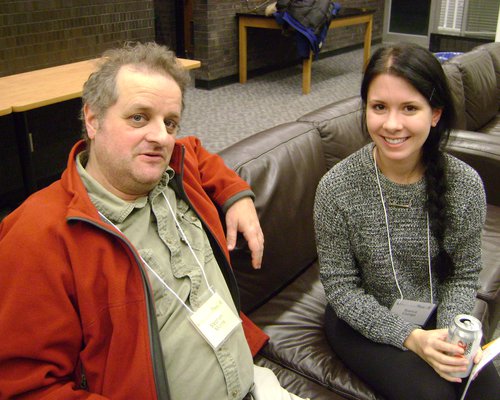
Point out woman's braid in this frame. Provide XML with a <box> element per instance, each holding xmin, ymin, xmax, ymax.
<box><xmin>423</xmin><ymin>144</ymin><xmax>453</xmax><ymax>283</ymax></box>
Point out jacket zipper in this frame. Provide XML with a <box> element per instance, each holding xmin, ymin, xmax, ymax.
<box><xmin>79</xmin><ymin>365</ymin><xmax>88</xmax><ymax>390</ymax></box>
<box><xmin>68</xmin><ymin>216</ymin><xmax>169</xmax><ymax>400</ymax></box>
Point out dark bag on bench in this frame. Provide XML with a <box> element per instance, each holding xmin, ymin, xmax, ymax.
<box><xmin>276</xmin><ymin>0</ymin><xmax>337</xmax><ymax>35</ymax></box>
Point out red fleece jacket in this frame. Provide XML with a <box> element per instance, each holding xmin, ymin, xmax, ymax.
<box><xmin>0</xmin><ymin>138</ymin><xmax>268</xmax><ymax>400</ymax></box>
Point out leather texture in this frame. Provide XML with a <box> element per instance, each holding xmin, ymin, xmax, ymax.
<box><xmin>252</xmin><ymin>264</ymin><xmax>383</xmax><ymax>400</ymax></box>
<box><xmin>449</xmin><ymin>46</ymin><xmax>498</xmax><ymax>132</ymax></box>
<box><xmin>255</xmin><ymin>356</ymin><xmax>351</xmax><ymax>400</ymax></box>
<box><xmin>442</xmin><ymin>62</ymin><xmax>467</xmax><ymax>130</ymax></box>
<box><xmin>298</xmin><ymin>96</ymin><xmax>370</xmax><ymax>170</ymax></box>
<box><xmin>476</xmin><ymin>42</ymin><xmax>500</xmax><ymax>107</ymax></box>
<box><xmin>447</xmin><ymin>129</ymin><xmax>500</xmax><ymax>205</ymax></box>
<box><xmin>221</xmin><ymin>121</ymin><xmax>325</xmax><ymax>314</ymax></box>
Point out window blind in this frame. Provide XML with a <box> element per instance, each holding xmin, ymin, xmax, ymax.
<box><xmin>465</xmin><ymin>0</ymin><xmax>499</xmax><ymax>37</ymax></box>
<box><xmin>437</xmin><ymin>0</ymin><xmax>499</xmax><ymax>38</ymax></box>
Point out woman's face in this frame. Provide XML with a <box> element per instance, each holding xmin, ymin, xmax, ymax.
<box><xmin>366</xmin><ymin>73</ymin><xmax>442</xmax><ymax>171</ymax></box>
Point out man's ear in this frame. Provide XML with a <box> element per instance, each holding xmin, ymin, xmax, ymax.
<box><xmin>84</xmin><ymin>103</ymin><xmax>99</xmax><ymax>139</ymax></box>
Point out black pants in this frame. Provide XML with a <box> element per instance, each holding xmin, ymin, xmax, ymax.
<box><xmin>324</xmin><ymin>305</ymin><xmax>499</xmax><ymax>400</ymax></box>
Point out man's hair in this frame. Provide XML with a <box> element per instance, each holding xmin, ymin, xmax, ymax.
<box><xmin>81</xmin><ymin>41</ymin><xmax>190</xmax><ymax>144</ymax></box>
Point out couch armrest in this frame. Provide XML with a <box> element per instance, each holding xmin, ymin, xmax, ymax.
<box><xmin>477</xmin><ymin>204</ymin><xmax>500</xmax><ymax>340</ymax></box>
<box><xmin>446</xmin><ymin>130</ymin><xmax>500</xmax><ymax>343</ymax></box>
<box><xmin>298</xmin><ymin>96</ymin><xmax>370</xmax><ymax>170</ymax></box>
<box><xmin>219</xmin><ymin>122</ymin><xmax>326</xmax><ymax>313</ymax></box>
<box><xmin>448</xmin><ymin>49</ymin><xmax>497</xmax><ymax>131</ymax></box>
<box><xmin>446</xmin><ymin>130</ymin><xmax>500</xmax><ymax>206</ymax></box>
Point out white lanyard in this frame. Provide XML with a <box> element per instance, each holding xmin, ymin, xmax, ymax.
<box><xmin>98</xmin><ymin>191</ymin><xmax>215</xmax><ymax>315</ymax></box>
<box><xmin>373</xmin><ymin>150</ymin><xmax>434</xmax><ymax>304</ymax></box>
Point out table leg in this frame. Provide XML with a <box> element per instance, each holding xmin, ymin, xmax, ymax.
<box><xmin>363</xmin><ymin>16</ymin><xmax>373</xmax><ymax>70</ymax></box>
<box><xmin>302</xmin><ymin>52</ymin><xmax>313</xmax><ymax>95</ymax></box>
<box><xmin>13</xmin><ymin>112</ymin><xmax>37</xmax><ymax>195</ymax></box>
<box><xmin>239</xmin><ymin>21</ymin><xmax>248</xmax><ymax>84</ymax></box>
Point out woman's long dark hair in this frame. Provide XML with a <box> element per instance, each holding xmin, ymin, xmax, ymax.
<box><xmin>360</xmin><ymin>43</ymin><xmax>457</xmax><ymax>283</ymax></box>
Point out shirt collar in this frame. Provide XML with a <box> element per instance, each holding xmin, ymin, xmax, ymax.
<box><xmin>76</xmin><ymin>151</ymin><xmax>175</xmax><ymax>223</ymax></box>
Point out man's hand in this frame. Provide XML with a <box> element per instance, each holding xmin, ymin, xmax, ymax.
<box><xmin>225</xmin><ymin>197</ymin><xmax>264</xmax><ymax>269</ymax></box>
<box><xmin>404</xmin><ymin>328</ymin><xmax>470</xmax><ymax>382</ymax></box>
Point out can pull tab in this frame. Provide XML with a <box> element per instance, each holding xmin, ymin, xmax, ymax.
<box><xmin>460</xmin><ymin>318</ymin><xmax>472</xmax><ymax>328</ymax></box>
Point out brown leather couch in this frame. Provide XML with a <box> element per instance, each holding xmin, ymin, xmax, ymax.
<box><xmin>442</xmin><ymin>41</ymin><xmax>500</xmax><ymax>336</ymax></box>
<box><xmin>443</xmin><ymin>41</ymin><xmax>500</xmax><ymax>136</ymax></box>
<box><xmin>219</xmin><ymin>43</ymin><xmax>500</xmax><ymax>400</ymax></box>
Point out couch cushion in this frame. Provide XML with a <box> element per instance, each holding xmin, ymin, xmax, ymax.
<box><xmin>250</xmin><ymin>263</ymin><xmax>382</xmax><ymax>400</ymax></box>
<box><xmin>449</xmin><ymin>49</ymin><xmax>497</xmax><ymax>131</ymax></box>
<box><xmin>446</xmin><ymin>130</ymin><xmax>500</xmax><ymax>206</ymax></box>
<box><xmin>255</xmin><ymin>356</ymin><xmax>349</xmax><ymax>400</ymax></box>
<box><xmin>471</xmin><ymin>298</ymin><xmax>490</xmax><ymax>342</ymax></box>
<box><xmin>298</xmin><ymin>96</ymin><xmax>371</xmax><ymax>170</ymax></box>
<box><xmin>442</xmin><ymin>62</ymin><xmax>467</xmax><ymax>130</ymax></box>
<box><xmin>479</xmin><ymin>113</ymin><xmax>500</xmax><ymax>135</ymax></box>
<box><xmin>475</xmin><ymin>42</ymin><xmax>500</xmax><ymax>106</ymax></box>
<box><xmin>219</xmin><ymin>122</ymin><xmax>327</xmax><ymax>313</ymax></box>
<box><xmin>446</xmin><ymin>132</ymin><xmax>500</xmax><ymax>341</ymax></box>
<box><xmin>478</xmin><ymin>203</ymin><xmax>500</xmax><ymax>340</ymax></box>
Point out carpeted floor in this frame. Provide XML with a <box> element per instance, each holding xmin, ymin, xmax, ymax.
<box><xmin>179</xmin><ymin>47</ymin><xmax>365</xmax><ymax>153</ymax></box>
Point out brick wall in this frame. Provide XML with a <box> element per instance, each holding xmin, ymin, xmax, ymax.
<box><xmin>0</xmin><ymin>0</ymin><xmax>156</xmax><ymax>208</ymax></box>
<box><xmin>1</xmin><ymin>1</ymin><xmax>383</xmax><ymax>83</ymax></box>
<box><xmin>192</xmin><ymin>0</ymin><xmax>385</xmax><ymax>86</ymax></box>
<box><xmin>0</xmin><ymin>0</ymin><xmax>155</xmax><ymax>77</ymax></box>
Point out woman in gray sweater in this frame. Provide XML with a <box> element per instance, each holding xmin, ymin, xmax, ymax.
<box><xmin>314</xmin><ymin>43</ymin><xmax>499</xmax><ymax>399</ymax></box>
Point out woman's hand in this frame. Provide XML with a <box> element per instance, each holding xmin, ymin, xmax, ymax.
<box><xmin>403</xmin><ymin>328</ymin><xmax>470</xmax><ymax>382</ymax></box>
<box><xmin>471</xmin><ymin>347</ymin><xmax>483</xmax><ymax>380</ymax></box>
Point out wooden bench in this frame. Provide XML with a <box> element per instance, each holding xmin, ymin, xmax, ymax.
<box><xmin>237</xmin><ymin>8</ymin><xmax>374</xmax><ymax>94</ymax></box>
<box><xmin>0</xmin><ymin>57</ymin><xmax>200</xmax><ymax>196</ymax></box>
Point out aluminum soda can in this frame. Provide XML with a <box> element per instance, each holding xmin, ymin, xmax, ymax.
<box><xmin>447</xmin><ymin>314</ymin><xmax>482</xmax><ymax>378</ymax></box>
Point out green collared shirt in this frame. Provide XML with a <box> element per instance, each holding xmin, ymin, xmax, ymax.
<box><xmin>77</xmin><ymin>153</ymin><xmax>253</xmax><ymax>400</ymax></box>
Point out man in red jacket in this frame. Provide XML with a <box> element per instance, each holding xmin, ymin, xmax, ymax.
<box><xmin>0</xmin><ymin>42</ymin><xmax>306</xmax><ymax>400</ymax></box>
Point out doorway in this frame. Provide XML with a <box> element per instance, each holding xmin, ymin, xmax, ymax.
<box><xmin>183</xmin><ymin>0</ymin><xmax>194</xmax><ymax>58</ymax></box>
<box><xmin>172</xmin><ymin>0</ymin><xmax>194</xmax><ymax>58</ymax></box>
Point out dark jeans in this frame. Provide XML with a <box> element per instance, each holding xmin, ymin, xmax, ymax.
<box><xmin>324</xmin><ymin>305</ymin><xmax>499</xmax><ymax>400</ymax></box>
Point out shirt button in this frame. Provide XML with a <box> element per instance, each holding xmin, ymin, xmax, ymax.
<box><xmin>231</xmin><ymin>390</ymin><xmax>238</xmax><ymax>398</ymax></box>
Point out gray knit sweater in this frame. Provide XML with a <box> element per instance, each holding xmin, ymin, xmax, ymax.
<box><xmin>314</xmin><ymin>143</ymin><xmax>486</xmax><ymax>349</ymax></box>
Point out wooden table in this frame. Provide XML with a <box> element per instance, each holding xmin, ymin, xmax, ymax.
<box><xmin>0</xmin><ymin>57</ymin><xmax>201</xmax><ymax>195</ymax></box>
<box><xmin>0</xmin><ymin>104</ymin><xmax>12</xmax><ymax>117</ymax></box>
<box><xmin>1</xmin><ymin>58</ymin><xmax>201</xmax><ymax>112</ymax></box>
<box><xmin>237</xmin><ymin>8</ymin><xmax>374</xmax><ymax>94</ymax></box>
<box><xmin>0</xmin><ymin>81</ymin><xmax>12</xmax><ymax>116</ymax></box>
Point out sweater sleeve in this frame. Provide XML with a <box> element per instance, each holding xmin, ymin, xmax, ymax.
<box><xmin>314</xmin><ymin>174</ymin><xmax>418</xmax><ymax>350</ymax></box>
<box><xmin>436</xmin><ymin>167</ymin><xmax>486</xmax><ymax>329</ymax></box>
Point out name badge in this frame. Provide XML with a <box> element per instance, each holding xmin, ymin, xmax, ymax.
<box><xmin>391</xmin><ymin>299</ymin><xmax>436</xmax><ymax>326</ymax></box>
<box><xmin>189</xmin><ymin>292</ymin><xmax>241</xmax><ymax>350</ymax></box>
